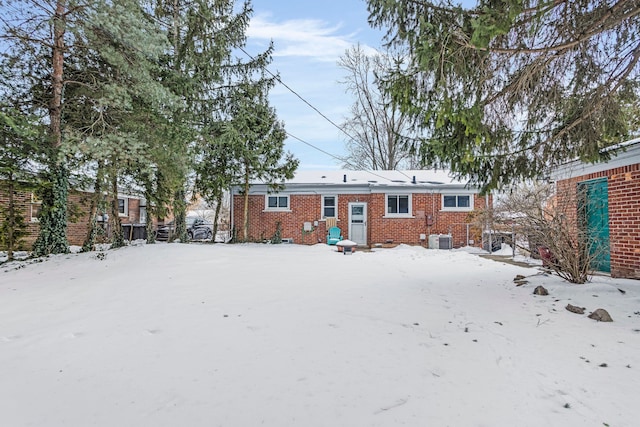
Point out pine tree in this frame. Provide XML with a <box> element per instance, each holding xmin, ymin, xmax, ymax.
<box><xmin>367</xmin><ymin>0</ymin><xmax>640</xmax><ymax>190</ymax></box>
<box><xmin>224</xmin><ymin>77</ymin><xmax>298</xmax><ymax>241</ymax></box>
<box><xmin>152</xmin><ymin>0</ymin><xmax>261</xmax><ymax>243</ymax></box>
<box><xmin>0</xmin><ymin>105</ymin><xmax>40</xmax><ymax>260</ymax></box>
<box><xmin>1</xmin><ymin>0</ymin><xmax>175</xmax><ymax>254</ymax></box>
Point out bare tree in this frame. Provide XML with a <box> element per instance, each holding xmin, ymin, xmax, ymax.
<box><xmin>492</xmin><ymin>182</ymin><xmax>605</xmax><ymax>284</ymax></box>
<box><xmin>339</xmin><ymin>44</ymin><xmax>418</xmax><ymax>170</ymax></box>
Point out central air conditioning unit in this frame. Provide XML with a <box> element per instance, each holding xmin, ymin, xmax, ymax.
<box><xmin>429</xmin><ymin>234</ymin><xmax>453</xmax><ymax>249</ymax></box>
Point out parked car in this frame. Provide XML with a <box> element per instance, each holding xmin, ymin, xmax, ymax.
<box><xmin>155</xmin><ymin>217</ymin><xmax>213</xmax><ymax>241</ymax></box>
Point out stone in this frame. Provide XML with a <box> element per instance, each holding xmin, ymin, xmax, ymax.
<box><xmin>533</xmin><ymin>285</ymin><xmax>549</xmax><ymax>296</ymax></box>
<box><xmin>588</xmin><ymin>309</ymin><xmax>613</xmax><ymax>322</ymax></box>
<box><xmin>514</xmin><ymin>275</ymin><xmax>526</xmax><ymax>281</ymax></box>
<box><xmin>565</xmin><ymin>304</ymin><xmax>585</xmax><ymax>315</ymax></box>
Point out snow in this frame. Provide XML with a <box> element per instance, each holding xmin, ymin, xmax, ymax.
<box><xmin>271</xmin><ymin>169</ymin><xmax>464</xmax><ymax>186</ymax></box>
<box><xmin>336</xmin><ymin>239</ymin><xmax>357</xmax><ymax>246</ymax></box>
<box><xmin>492</xmin><ymin>242</ymin><xmax>515</xmax><ymax>256</ymax></box>
<box><xmin>1</xmin><ymin>243</ymin><xmax>639</xmax><ymax>426</ymax></box>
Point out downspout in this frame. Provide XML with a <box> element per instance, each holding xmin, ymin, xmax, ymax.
<box><xmin>229</xmin><ymin>185</ymin><xmax>234</xmax><ymax>243</ymax></box>
<box><xmin>485</xmin><ymin>193</ymin><xmax>491</xmax><ymax>252</ymax></box>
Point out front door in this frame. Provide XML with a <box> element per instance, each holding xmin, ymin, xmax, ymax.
<box><xmin>348</xmin><ymin>202</ymin><xmax>367</xmax><ymax>246</ymax></box>
<box><xmin>579</xmin><ymin>178</ymin><xmax>610</xmax><ymax>272</ymax></box>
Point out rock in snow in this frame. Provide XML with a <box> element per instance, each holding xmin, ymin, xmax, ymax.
<box><xmin>588</xmin><ymin>308</ymin><xmax>613</xmax><ymax>322</ymax></box>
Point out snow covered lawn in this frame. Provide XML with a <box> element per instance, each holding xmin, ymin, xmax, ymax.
<box><xmin>1</xmin><ymin>243</ymin><xmax>639</xmax><ymax>426</ymax></box>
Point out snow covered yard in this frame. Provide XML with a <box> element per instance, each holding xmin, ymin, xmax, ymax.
<box><xmin>1</xmin><ymin>243</ymin><xmax>639</xmax><ymax>427</ymax></box>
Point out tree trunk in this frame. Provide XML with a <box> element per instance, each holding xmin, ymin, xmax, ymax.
<box><xmin>33</xmin><ymin>0</ymin><xmax>70</xmax><ymax>256</ymax></box>
<box><xmin>82</xmin><ymin>161</ymin><xmax>104</xmax><ymax>252</ymax></box>
<box><xmin>212</xmin><ymin>192</ymin><xmax>222</xmax><ymax>243</ymax></box>
<box><xmin>242</xmin><ymin>168</ymin><xmax>250</xmax><ymax>242</ymax></box>
<box><xmin>50</xmin><ymin>0</ymin><xmax>65</xmax><ymax>150</ymax></box>
<box><xmin>6</xmin><ymin>174</ymin><xmax>15</xmax><ymax>261</ymax></box>
<box><xmin>145</xmin><ymin>190</ymin><xmax>156</xmax><ymax>244</ymax></box>
<box><xmin>109</xmin><ymin>164</ymin><xmax>124</xmax><ymax>248</ymax></box>
<box><xmin>172</xmin><ymin>188</ymin><xmax>187</xmax><ymax>242</ymax></box>
<box><xmin>32</xmin><ymin>165</ymin><xmax>69</xmax><ymax>256</ymax></box>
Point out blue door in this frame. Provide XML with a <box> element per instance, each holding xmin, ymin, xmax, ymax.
<box><xmin>579</xmin><ymin>178</ymin><xmax>610</xmax><ymax>272</ymax></box>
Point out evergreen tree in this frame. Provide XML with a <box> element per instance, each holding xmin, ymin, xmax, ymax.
<box><xmin>66</xmin><ymin>0</ymin><xmax>176</xmax><ymax>249</ymax></box>
<box><xmin>0</xmin><ymin>105</ymin><xmax>40</xmax><ymax>260</ymax></box>
<box><xmin>191</xmin><ymin>1</ymin><xmax>281</xmax><ymax>244</ymax></box>
<box><xmin>367</xmin><ymin>0</ymin><xmax>640</xmax><ymax>190</ymax></box>
<box><xmin>1</xmin><ymin>0</ymin><xmax>175</xmax><ymax>254</ymax></box>
<box><xmin>152</xmin><ymin>0</ymin><xmax>262</xmax><ymax>243</ymax></box>
<box><xmin>194</xmin><ymin>123</ymin><xmax>234</xmax><ymax>243</ymax></box>
<box><xmin>224</xmin><ymin>78</ymin><xmax>298</xmax><ymax>241</ymax></box>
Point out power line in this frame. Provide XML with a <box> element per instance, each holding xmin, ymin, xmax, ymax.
<box><xmin>236</xmin><ymin>45</ymin><xmax>356</xmax><ymax>143</ymax></box>
<box><xmin>283</xmin><ymin>130</ymin><xmax>399</xmax><ymax>183</ymax></box>
<box><xmin>235</xmin><ymin>45</ymin><xmax>416</xmax><ymax>183</ymax></box>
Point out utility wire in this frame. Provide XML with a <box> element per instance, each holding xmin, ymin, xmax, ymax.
<box><xmin>283</xmin><ymin>130</ymin><xmax>398</xmax><ymax>183</ymax></box>
<box><xmin>236</xmin><ymin>45</ymin><xmax>355</xmax><ymax>143</ymax></box>
<box><xmin>236</xmin><ymin>44</ymin><xmax>417</xmax><ymax>183</ymax></box>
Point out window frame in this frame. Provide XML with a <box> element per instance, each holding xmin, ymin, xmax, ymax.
<box><xmin>117</xmin><ymin>197</ymin><xmax>129</xmax><ymax>217</ymax></box>
<box><xmin>441</xmin><ymin>194</ymin><xmax>474</xmax><ymax>212</ymax></box>
<box><xmin>321</xmin><ymin>195</ymin><xmax>338</xmax><ymax>219</ymax></box>
<box><xmin>30</xmin><ymin>192</ymin><xmax>42</xmax><ymax>223</ymax></box>
<box><xmin>264</xmin><ymin>194</ymin><xmax>290</xmax><ymax>211</ymax></box>
<box><xmin>139</xmin><ymin>206</ymin><xmax>147</xmax><ymax>224</ymax></box>
<box><xmin>385</xmin><ymin>194</ymin><xmax>412</xmax><ymax>217</ymax></box>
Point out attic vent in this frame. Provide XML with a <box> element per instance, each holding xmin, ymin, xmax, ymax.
<box><xmin>321</xmin><ymin>175</ymin><xmax>326</xmax><ymax>179</ymax></box>
<box><xmin>391</xmin><ymin>180</ymin><xmax>405</xmax><ymax>183</ymax></box>
<box><xmin>426</xmin><ymin>181</ymin><xmax>444</xmax><ymax>185</ymax></box>
<box><xmin>368</xmin><ymin>180</ymin><xmax>377</xmax><ymax>183</ymax></box>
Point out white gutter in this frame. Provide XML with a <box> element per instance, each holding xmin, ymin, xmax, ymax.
<box><xmin>551</xmin><ymin>138</ymin><xmax>640</xmax><ymax>181</ymax></box>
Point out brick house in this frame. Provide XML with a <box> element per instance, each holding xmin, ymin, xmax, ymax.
<box><xmin>231</xmin><ymin>170</ymin><xmax>489</xmax><ymax>248</ymax></box>
<box><xmin>551</xmin><ymin>138</ymin><xmax>640</xmax><ymax>279</ymax></box>
<box><xmin>0</xmin><ymin>186</ymin><xmax>147</xmax><ymax>249</ymax></box>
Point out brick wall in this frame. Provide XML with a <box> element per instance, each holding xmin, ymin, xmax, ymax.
<box><xmin>233</xmin><ymin>191</ymin><xmax>488</xmax><ymax>248</ymax></box>
<box><xmin>0</xmin><ymin>188</ymin><xmax>40</xmax><ymax>250</ymax></box>
<box><xmin>232</xmin><ymin>194</ymin><xmax>326</xmax><ymax>244</ymax></box>
<box><xmin>557</xmin><ymin>163</ymin><xmax>640</xmax><ymax>279</ymax></box>
<box><xmin>0</xmin><ymin>187</ymin><xmax>143</xmax><ymax>249</ymax></box>
<box><xmin>609</xmin><ymin>165</ymin><xmax>640</xmax><ymax>279</ymax></box>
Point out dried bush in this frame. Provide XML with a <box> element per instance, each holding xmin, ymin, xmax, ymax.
<box><xmin>491</xmin><ymin>183</ymin><xmax>604</xmax><ymax>284</ymax></box>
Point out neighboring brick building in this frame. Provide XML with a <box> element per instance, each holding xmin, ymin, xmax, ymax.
<box><xmin>0</xmin><ymin>185</ymin><xmax>146</xmax><ymax>249</ymax></box>
<box><xmin>231</xmin><ymin>170</ymin><xmax>489</xmax><ymax>248</ymax></box>
<box><xmin>552</xmin><ymin>138</ymin><xmax>640</xmax><ymax>279</ymax></box>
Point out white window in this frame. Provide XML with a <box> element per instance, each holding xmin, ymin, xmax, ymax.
<box><xmin>265</xmin><ymin>194</ymin><xmax>289</xmax><ymax>211</ymax></box>
<box><xmin>386</xmin><ymin>194</ymin><xmax>411</xmax><ymax>217</ymax></box>
<box><xmin>322</xmin><ymin>195</ymin><xmax>337</xmax><ymax>218</ymax></box>
<box><xmin>442</xmin><ymin>194</ymin><xmax>473</xmax><ymax>211</ymax></box>
<box><xmin>118</xmin><ymin>197</ymin><xmax>129</xmax><ymax>217</ymax></box>
<box><xmin>139</xmin><ymin>198</ymin><xmax>147</xmax><ymax>224</ymax></box>
<box><xmin>30</xmin><ymin>193</ymin><xmax>41</xmax><ymax>222</ymax></box>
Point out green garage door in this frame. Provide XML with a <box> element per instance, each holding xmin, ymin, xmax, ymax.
<box><xmin>579</xmin><ymin>178</ymin><xmax>610</xmax><ymax>272</ymax></box>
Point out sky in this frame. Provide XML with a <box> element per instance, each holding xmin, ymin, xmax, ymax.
<box><xmin>2</xmin><ymin>242</ymin><xmax>639</xmax><ymax>426</ymax></box>
<box><xmin>244</xmin><ymin>0</ymin><xmax>387</xmax><ymax>170</ymax></box>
